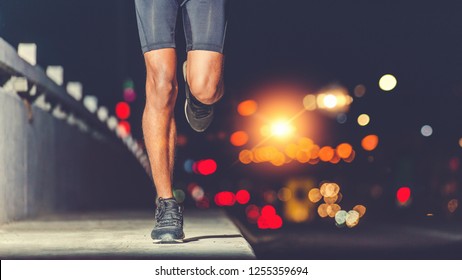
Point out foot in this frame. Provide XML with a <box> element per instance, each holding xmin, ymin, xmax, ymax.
<box><xmin>151</xmin><ymin>197</ymin><xmax>185</xmax><ymax>243</ymax></box>
<box><xmin>183</xmin><ymin>61</ymin><xmax>215</xmax><ymax>132</ymax></box>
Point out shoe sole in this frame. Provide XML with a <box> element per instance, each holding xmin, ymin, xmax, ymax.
<box><xmin>152</xmin><ymin>233</ymin><xmax>185</xmax><ymax>244</ymax></box>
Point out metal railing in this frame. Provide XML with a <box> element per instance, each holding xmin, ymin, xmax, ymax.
<box><xmin>0</xmin><ymin>37</ymin><xmax>150</xmax><ymax>175</ymax></box>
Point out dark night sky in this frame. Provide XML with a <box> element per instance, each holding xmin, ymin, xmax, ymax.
<box><xmin>1</xmin><ymin>0</ymin><xmax>462</xmax><ymax>143</ymax></box>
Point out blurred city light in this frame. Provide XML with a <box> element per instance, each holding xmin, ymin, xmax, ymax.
<box><xmin>324</xmin><ymin>195</ymin><xmax>338</xmax><ymax>205</ymax></box>
<box><xmin>353</xmin><ymin>205</ymin><xmax>367</xmax><ymax>218</ymax></box>
<box><xmin>320</xmin><ymin>182</ymin><xmax>340</xmax><ymax>198</ymax></box>
<box><xmin>317</xmin><ymin>203</ymin><xmax>328</xmax><ymax>218</ymax></box>
<box><xmin>319</xmin><ymin>146</ymin><xmax>335</xmax><ymax>162</ymax></box>
<box><xmin>263</xmin><ymin>190</ymin><xmax>278</xmax><ymax>203</ymax></box>
<box><xmin>308</xmin><ymin>188</ymin><xmax>322</xmax><ymax>203</ymax></box>
<box><xmin>421</xmin><ymin>125</ymin><xmax>433</xmax><ymax>137</ymax></box>
<box><xmin>97</xmin><ymin>106</ymin><xmax>109</xmax><ymax>122</ymax></box>
<box><xmin>238</xmin><ymin>149</ymin><xmax>253</xmax><ymax>164</ymax></box>
<box><xmin>449</xmin><ymin>157</ymin><xmax>459</xmax><ymax>172</ymax></box>
<box><xmin>258</xmin><ymin>205</ymin><xmax>283</xmax><ymax>229</ymax></box>
<box><xmin>379</xmin><ymin>74</ymin><xmax>397</xmax><ymax>91</ymax></box>
<box><xmin>278</xmin><ymin>187</ymin><xmax>292</xmax><ymax>202</ymax></box>
<box><xmin>195</xmin><ymin>159</ymin><xmax>217</xmax><ymax>175</ymax></box>
<box><xmin>354</xmin><ymin>84</ymin><xmax>366</xmax><ymax>98</ymax></box>
<box><xmin>323</xmin><ymin>94</ymin><xmax>338</xmax><ymax>108</ymax></box>
<box><xmin>448</xmin><ymin>199</ymin><xmax>458</xmax><ymax>213</ymax></box>
<box><xmin>336</xmin><ymin>143</ymin><xmax>353</xmax><ymax>159</ymax></box>
<box><xmin>314</xmin><ymin>86</ymin><xmax>353</xmax><ymax>112</ymax></box>
<box><xmin>115</xmin><ymin>101</ymin><xmax>130</xmax><ymax>120</ymax></box>
<box><xmin>335</xmin><ymin>210</ymin><xmax>348</xmax><ymax>226</ymax></box>
<box><xmin>336</xmin><ymin>113</ymin><xmax>347</xmax><ymax>124</ymax></box>
<box><xmin>246</xmin><ymin>204</ymin><xmax>260</xmax><ymax>223</ymax></box>
<box><xmin>346</xmin><ymin>210</ymin><xmax>360</xmax><ymax>228</ymax></box>
<box><xmin>173</xmin><ymin>189</ymin><xmax>185</xmax><ymax>203</ymax></box>
<box><xmin>302</xmin><ymin>94</ymin><xmax>317</xmax><ymax>111</ymax></box>
<box><xmin>117</xmin><ymin>121</ymin><xmax>131</xmax><ymax>137</ymax></box>
<box><xmin>236</xmin><ymin>189</ymin><xmax>251</xmax><ymax>204</ymax></box>
<box><xmin>177</xmin><ymin>134</ymin><xmax>188</xmax><ymax>146</ymax></box>
<box><xmin>459</xmin><ymin>138</ymin><xmax>462</xmax><ymax>148</ymax></box>
<box><xmin>284</xmin><ymin>179</ymin><xmax>315</xmax><ymax>223</ymax></box>
<box><xmin>230</xmin><ymin>131</ymin><xmax>249</xmax><ymax>147</ymax></box>
<box><xmin>183</xmin><ymin>159</ymin><xmax>194</xmax><ymax>173</ymax></box>
<box><xmin>214</xmin><ymin>191</ymin><xmax>236</xmax><ymax>206</ymax></box>
<box><xmin>237</xmin><ymin>99</ymin><xmax>258</xmax><ymax>116</ymax></box>
<box><xmin>397</xmin><ymin>186</ymin><xmax>411</xmax><ymax>205</ymax></box>
<box><xmin>361</xmin><ymin>134</ymin><xmax>379</xmax><ymax>151</ymax></box>
<box><xmin>189</xmin><ymin>184</ymin><xmax>204</xmax><ymax>201</ymax></box>
<box><xmin>327</xmin><ymin>204</ymin><xmax>341</xmax><ymax>218</ymax></box>
<box><xmin>357</xmin><ymin>113</ymin><xmax>370</xmax><ymax>126</ymax></box>
<box><xmin>123</xmin><ymin>79</ymin><xmax>136</xmax><ymax>102</ymax></box>
<box><xmin>261</xmin><ymin>205</ymin><xmax>276</xmax><ymax>216</ymax></box>
<box><xmin>270</xmin><ymin>120</ymin><xmax>295</xmax><ymax>138</ymax></box>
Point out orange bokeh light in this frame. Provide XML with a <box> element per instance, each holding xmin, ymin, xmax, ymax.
<box><xmin>336</xmin><ymin>143</ymin><xmax>353</xmax><ymax>159</ymax></box>
<box><xmin>361</xmin><ymin>135</ymin><xmax>379</xmax><ymax>151</ymax></box>
<box><xmin>230</xmin><ymin>131</ymin><xmax>249</xmax><ymax>147</ymax></box>
<box><xmin>239</xmin><ymin>149</ymin><xmax>253</xmax><ymax>164</ymax></box>
<box><xmin>319</xmin><ymin>146</ymin><xmax>335</xmax><ymax>162</ymax></box>
<box><xmin>237</xmin><ymin>100</ymin><xmax>258</xmax><ymax>116</ymax></box>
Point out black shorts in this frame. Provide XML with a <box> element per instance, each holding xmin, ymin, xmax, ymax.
<box><xmin>135</xmin><ymin>0</ymin><xmax>227</xmax><ymax>54</ymax></box>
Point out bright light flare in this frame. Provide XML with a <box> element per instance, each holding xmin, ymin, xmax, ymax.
<box><xmin>323</xmin><ymin>94</ymin><xmax>338</xmax><ymax>108</ymax></box>
<box><xmin>315</xmin><ymin>86</ymin><xmax>352</xmax><ymax>112</ymax></box>
<box><xmin>270</xmin><ymin>120</ymin><xmax>294</xmax><ymax>138</ymax></box>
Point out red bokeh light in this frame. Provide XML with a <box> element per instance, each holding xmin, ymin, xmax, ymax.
<box><xmin>245</xmin><ymin>204</ymin><xmax>260</xmax><ymax>222</ymax></box>
<box><xmin>214</xmin><ymin>191</ymin><xmax>235</xmax><ymax>207</ymax></box>
<box><xmin>257</xmin><ymin>205</ymin><xmax>282</xmax><ymax>229</ymax></box>
<box><xmin>118</xmin><ymin>121</ymin><xmax>131</xmax><ymax>135</ymax></box>
<box><xmin>115</xmin><ymin>101</ymin><xmax>130</xmax><ymax>120</ymax></box>
<box><xmin>196</xmin><ymin>159</ymin><xmax>217</xmax><ymax>175</ymax></box>
<box><xmin>397</xmin><ymin>187</ymin><xmax>411</xmax><ymax>204</ymax></box>
<box><xmin>236</xmin><ymin>190</ymin><xmax>250</xmax><ymax>204</ymax></box>
<box><xmin>261</xmin><ymin>205</ymin><xmax>276</xmax><ymax>216</ymax></box>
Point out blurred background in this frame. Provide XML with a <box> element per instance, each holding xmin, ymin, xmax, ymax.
<box><xmin>1</xmin><ymin>0</ymin><xmax>461</xmax><ymax>259</ymax></box>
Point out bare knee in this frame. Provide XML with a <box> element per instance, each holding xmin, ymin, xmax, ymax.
<box><xmin>145</xmin><ymin>58</ymin><xmax>178</xmax><ymax>111</ymax></box>
<box><xmin>187</xmin><ymin>73</ymin><xmax>223</xmax><ymax>105</ymax></box>
<box><xmin>146</xmin><ymin>77</ymin><xmax>178</xmax><ymax>111</ymax></box>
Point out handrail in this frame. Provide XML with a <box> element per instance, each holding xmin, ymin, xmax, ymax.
<box><xmin>0</xmin><ymin>37</ymin><xmax>150</xmax><ymax>175</ymax></box>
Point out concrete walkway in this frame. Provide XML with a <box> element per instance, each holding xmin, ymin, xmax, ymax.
<box><xmin>0</xmin><ymin>210</ymin><xmax>255</xmax><ymax>259</ymax></box>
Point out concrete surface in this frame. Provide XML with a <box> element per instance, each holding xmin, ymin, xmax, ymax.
<box><xmin>0</xmin><ymin>88</ymin><xmax>152</xmax><ymax>225</ymax></box>
<box><xmin>0</xmin><ymin>210</ymin><xmax>256</xmax><ymax>259</ymax></box>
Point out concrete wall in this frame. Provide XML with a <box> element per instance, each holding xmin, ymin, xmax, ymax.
<box><xmin>0</xmin><ymin>89</ymin><xmax>153</xmax><ymax>224</ymax></box>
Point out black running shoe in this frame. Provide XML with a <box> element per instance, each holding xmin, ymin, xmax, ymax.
<box><xmin>151</xmin><ymin>197</ymin><xmax>185</xmax><ymax>243</ymax></box>
<box><xmin>183</xmin><ymin>61</ymin><xmax>214</xmax><ymax>132</ymax></box>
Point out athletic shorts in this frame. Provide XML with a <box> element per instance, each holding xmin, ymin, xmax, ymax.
<box><xmin>134</xmin><ymin>0</ymin><xmax>227</xmax><ymax>54</ymax></box>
